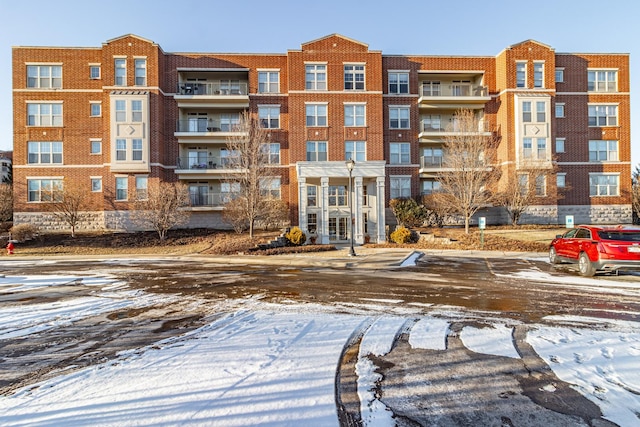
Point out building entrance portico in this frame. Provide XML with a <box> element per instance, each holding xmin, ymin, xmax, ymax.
<box><xmin>297</xmin><ymin>161</ymin><xmax>386</xmax><ymax>245</ymax></box>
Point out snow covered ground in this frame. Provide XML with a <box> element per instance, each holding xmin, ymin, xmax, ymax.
<box><xmin>1</xmin><ymin>268</ymin><xmax>640</xmax><ymax>426</ymax></box>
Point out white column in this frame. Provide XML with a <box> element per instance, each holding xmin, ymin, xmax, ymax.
<box><xmin>354</xmin><ymin>176</ymin><xmax>363</xmax><ymax>244</ymax></box>
<box><xmin>376</xmin><ymin>176</ymin><xmax>386</xmax><ymax>244</ymax></box>
<box><xmin>320</xmin><ymin>177</ymin><xmax>330</xmax><ymax>244</ymax></box>
<box><xmin>298</xmin><ymin>177</ymin><xmax>307</xmax><ymax>234</ymax></box>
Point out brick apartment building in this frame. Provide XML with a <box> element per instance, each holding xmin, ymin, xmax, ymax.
<box><xmin>11</xmin><ymin>34</ymin><xmax>632</xmax><ymax>243</ymax></box>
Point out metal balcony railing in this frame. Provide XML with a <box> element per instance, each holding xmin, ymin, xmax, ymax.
<box><xmin>177</xmin><ymin>156</ymin><xmax>240</xmax><ymax>170</ymax></box>
<box><xmin>421</xmin><ymin>156</ymin><xmax>443</xmax><ymax>168</ymax></box>
<box><xmin>420</xmin><ymin>120</ymin><xmax>490</xmax><ymax>133</ymax></box>
<box><xmin>176</xmin><ymin>119</ymin><xmax>242</xmax><ymax>133</ymax></box>
<box><xmin>176</xmin><ymin>82</ymin><xmax>249</xmax><ymax>96</ymax></box>
<box><xmin>420</xmin><ymin>84</ymin><xmax>488</xmax><ymax>97</ymax></box>
<box><xmin>188</xmin><ymin>191</ymin><xmax>237</xmax><ymax>207</ymax></box>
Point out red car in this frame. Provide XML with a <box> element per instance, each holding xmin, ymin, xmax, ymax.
<box><xmin>549</xmin><ymin>225</ymin><xmax>640</xmax><ymax>276</ymax></box>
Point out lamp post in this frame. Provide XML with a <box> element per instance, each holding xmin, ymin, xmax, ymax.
<box><xmin>346</xmin><ymin>158</ymin><xmax>356</xmax><ymax>257</ymax></box>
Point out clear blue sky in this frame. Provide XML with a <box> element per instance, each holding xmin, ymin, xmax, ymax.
<box><xmin>2</xmin><ymin>0</ymin><xmax>638</xmax><ymax>166</ymax></box>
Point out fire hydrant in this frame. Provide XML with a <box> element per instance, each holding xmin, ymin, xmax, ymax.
<box><xmin>6</xmin><ymin>241</ymin><xmax>14</xmax><ymax>255</ymax></box>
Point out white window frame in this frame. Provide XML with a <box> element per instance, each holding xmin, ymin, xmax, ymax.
<box><xmin>516</xmin><ymin>61</ymin><xmax>527</xmax><ymax>88</ymax></box>
<box><xmin>588</xmin><ymin>104</ymin><xmax>618</xmax><ymax>127</ymax></box>
<box><xmin>134</xmin><ymin>58</ymin><xmax>146</xmax><ymax>86</ymax></box>
<box><xmin>555</xmin><ymin>137</ymin><xmax>565</xmax><ymax>153</ymax></box>
<box><xmin>27</xmin><ymin>178</ymin><xmax>63</xmax><ymax>202</ymax></box>
<box><xmin>390</xmin><ymin>142</ymin><xmax>410</xmax><ymax>164</ymax></box>
<box><xmin>589</xmin><ymin>140</ymin><xmax>619</xmax><ymax>162</ymax></box>
<box><xmin>535</xmin><ymin>175</ymin><xmax>546</xmax><ymax>196</ymax></box>
<box><xmin>262</xmin><ymin>142</ymin><xmax>280</xmax><ymax>164</ymax></box>
<box><xmin>588</xmin><ymin>69</ymin><xmax>617</xmax><ymax>92</ymax></box>
<box><xmin>345</xmin><ymin>141</ymin><xmax>366</xmax><ymax>161</ymax></box>
<box><xmin>116</xmin><ymin>139</ymin><xmax>127</xmax><ymax>161</ymax></box>
<box><xmin>114</xmin><ymin>57</ymin><xmax>126</xmax><ymax>86</ymax></box>
<box><xmin>388</xmin><ymin>71</ymin><xmax>409</xmax><ymax>94</ymax></box>
<box><xmin>555</xmin><ymin>68</ymin><xmax>564</xmax><ymax>83</ymax></box>
<box><xmin>556</xmin><ymin>173</ymin><xmax>566</xmax><ymax>188</ymax></box>
<box><xmin>344</xmin><ymin>64</ymin><xmax>365</xmax><ymax>91</ymax></box>
<box><xmin>258</xmin><ymin>70</ymin><xmax>280</xmax><ymax>93</ymax></box>
<box><xmin>260</xmin><ymin>177</ymin><xmax>281</xmax><ymax>199</ymax></box>
<box><xmin>135</xmin><ymin>175</ymin><xmax>148</xmax><ymax>200</ymax></box>
<box><xmin>555</xmin><ymin>103</ymin><xmax>565</xmax><ymax>118</ymax></box>
<box><xmin>533</xmin><ymin>61</ymin><xmax>544</xmax><ymax>88</ymax></box>
<box><xmin>390</xmin><ymin>176</ymin><xmax>411</xmax><ymax>199</ymax></box>
<box><xmin>305</xmin><ymin>64</ymin><xmax>327</xmax><ymax>91</ymax></box>
<box><xmin>27</xmin><ymin>64</ymin><xmax>62</xmax><ymax>89</ymax></box>
<box><xmin>91</xmin><ymin>177</ymin><xmax>102</xmax><ymax>192</ymax></box>
<box><xmin>27</xmin><ymin>102</ymin><xmax>63</xmax><ymax>127</ymax></box>
<box><xmin>421</xmin><ymin>180</ymin><xmax>440</xmax><ymax>195</ymax></box>
<box><xmin>307</xmin><ymin>186</ymin><xmax>317</xmax><ymax>207</ymax></box>
<box><xmin>328</xmin><ymin>185</ymin><xmax>347</xmax><ymax>207</ymax></box>
<box><xmin>258</xmin><ymin>105</ymin><xmax>280</xmax><ymax>129</ymax></box>
<box><xmin>589</xmin><ymin>173</ymin><xmax>619</xmax><ymax>197</ymax></box>
<box><xmin>344</xmin><ymin>104</ymin><xmax>365</xmax><ymax>127</ymax></box>
<box><xmin>90</xmin><ymin>139</ymin><xmax>102</xmax><ymax>155</ymax></box>
<box><xmin>90</xmin><ymin>102</ymin><xmax>102</xmax><ymax>117</ymax></box>
<box><xmin>389</xmin><ymin>106</ymin><xmax>410</xmax><ymax>129</ymax></box>
<box><xmin>115</xmin><ymin>176</ymin><xmax>128</xmax><ymax>201</ymax></box>
<box><xmin>90</xmin><ymin>64</ymin><xmax>101</xmax><ymax>80</ymax></box>
<box><xmin>27</xmin><ymin>141</ymin><xmax>63</xmax><ymax>164</ymax></box>
<box><xmin>306</xmin><ymin>141</ymin><xmax>327</xmax><ymax>161</ymax></box>
<box><xmin>306</xmin><ymin>103</ymin><xmax>328</xmax><ymax>127</ymax></box>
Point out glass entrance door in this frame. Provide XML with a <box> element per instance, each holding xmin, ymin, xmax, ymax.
<box><xmin>329</xmin><ymin>216</ymin><xmax>349</xmax><ymax>242</ymax></box>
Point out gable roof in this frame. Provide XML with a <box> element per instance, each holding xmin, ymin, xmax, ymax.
<box><xmin>300</xmin><ymin>33</ymin><xmax>369</xmax><ymax>50</ymax></box>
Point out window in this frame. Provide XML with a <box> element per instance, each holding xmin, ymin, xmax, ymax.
<box><xmin>28</xmin><ymin>142</ymin><xmax>63</xmax><ymax>164</ymax></box>
<box><xmin>588</xmin><ymin>105</ymin><xmax>618</xmax><ymax>126</ymax></box>
<box><xmin>90</xmin><ymin>139</ymin><xmax>102</xmax><ymax>154</ymax></box>
<box><xmin>533</xmin><ymin>62</ymin><xmax>544</xmax><ymax>88</ymax></box>
<box><xmin>522</xmin><ymin>102</ymin><xmax>531</xmax><ymax>122</ymax></box>
<box><xmin>258</xmin><ymin>71</ymin><xmax>279</xmax><ymax>93</ymax></box>
<box><xmin>422</xmin><ymin>148</ymin><xmax>443</xmax><ymax>167</ymax></box>
<box><xmin>536</xmin><ymin>101</ymin><xmax>546</xmax><ymax>122</ymax></box>
<box><xmin>259</xmin><ymin>106</ymin><xmax>280</xmax><ymax>128</ymax></box>
<box><xmin>518</xmin><ymin>174</ymin><xmax>529</xmax><ymax>195</ymax></box>
<box><xmin>307</xmin><ymin>213</ymin><xmax>318</xmax><ymax>234</ymax></box>
<box><xmin>221</xmin><ymin>182</ymin><xmax>241</xmax><ymax>203</ymax></box>
<box><xmin>134</xmin><ymin>59</ymin><xmax>146</xmax><ymax>86</ymax></box>
<box><xmin>115</xmin><ymin>100</ymin><xmax>126</xmax><ymax>122</ymax></box>
<box><xmin>535</xmin><ymin>175</ymin><xmax>546</xmax><ymax>196</ymax></box>
<box><xmin>27</xmin><ymin>65</ymin><xmax>62</xmax><ymax>88</ymax></box>
<box><xmin>131</xmin><ymin>100</ymin><xmax>142</xmax><ymax>122</ymax></box>
<box><xmin>90</xmin><ymin>65</ymin><xmax>101</xmax><ymax>80</ymax></box>
<box><xmin>262</xmin><ymin>143</ymin><xmax>280</xmax><ymax>164</ymax></box>
<box><xmin>114</xmin><ymin>58</ymin><xmax>126</xmax><ymax>86</ymax></box>
<box><xmin>555</xmin><ymin>68</ymin><xmax>564</xmax><ymax>83</ymax></box>
<box><xmin>306</xmin><ymin>104</ymin><xmax>327</xmax><ymax>126</ymax></box>
<box><xmin>390</xmin><ymin>143</ymin><xmax>410</xmax><ymax>164</ymax></box>
<box><xmin>422</xmin><ymin>115</ymin><xmax>442</xmax><ymax>132</ymax></box>
<box><xmin>91</xmin><ymin>178</ymin><xmax>102</xmax><ymax>192</ymax></box>
<box><xmin>516</xmin><ymin>62</ymin><xmax>527</xmax><ymax>88</ymax></box>
<box><xmin>220</xmin><ymin>149</ymin><xmax>239</xmax><ymax>167</ymax></box>
<box><xmin>555</xmin><ymin>103</ymin><xmax>565</xmax><ymax>118</ymax></box>
<box><xmin>116</xmin><ymin>139</ymin><xmax>126</xmax><ymax>161</ymax></box>
<box><xmin>306</xmin><ymin>141</ymin><xmax>327</xmax><ymax>161</ymax></box>
<box><xmin>344</xmin><ymin>64</ymin><xmax>365</xmax><ymax>90</ymax></box>
<box><xmin>345</xmin><ymin>141</ymin><xmax>366</xmax><ymax>161</ymax></box>
<box><xmin>422</xmin><ymin>180</ymin><xmax>440</xmax><ymax>195</ymax></box>
<box><xmin>305</xmin><ymin>64</ymin><xmax>326</xmax><ymax>90</ymax></box>
<box><xmin>220</xmin><ymin>114</ymin><xmax>240</xmax><ymax>131</ymax></box>
<box><xmin>590</xmin><ymin>174</ymin><xmax>619</xmax><ymax>196</ymax></box>
<box><xmin>589</xmin><ymin>140</ymin><xmax>619</xmax><ymax>162</ymax></box>
<box><xmin>90</xmin><ymin>102</ymin><xmax>101</xmax><ymax>117</ymax></box>
<box><xmin>523</xmin><ymin>138</ymin><xmax>532</xmax><ymax>158</ymax></box>
<box><xmin>390</xmin><ymin>177</ymin><xmax>411</xmax><ymax>199</ymax></box>
<box><xmin>27</xmin><ymin>103</ymin><xmax>63</xmax><ymax>126</ymax></box>
<box><xmin>389</xmin><ymin>106</ymin><xmax>410</xmax><ymax>129</ymax></box>
<box><xmin>422</xmin><ymin>81</ymin><xmax>440</xmax><ymax>96</ymax></box>
<box><xmin>328</xmin><ymin>186</ymin><xmax>347</xmax><ymax>206</ymax></box>
<box><xmin>115</xmin><ymin>176</ymin><xmax>128</xmax><ymax>200</ymax></box>
<box><xmin>132</xmin><ymin>139</ymin><xmax>143</xmax><ymax>161</ymax></box>
<box><xmin>389</xmin><ymin>72</ymin><xmax>409</xmax><ymax>94</ymax></box>
<box><xmin>557</xmin><ymin>173</ymin><xmax>566</xmax><ymax>188</ymax></box>
<box><xmin>135</xmin><ymin>176</ymin><xmax>148</xmax><ymax>200</ymax></box>
<box><xmin>307</xmin><ymin>186</ymin><xmax>317</xmax><ymax>207</ymax></box>
<box><xmin>28</xmin><ymin>178</ymin><xmax>62</xmax><ymax>202</ymax></box>
<box><xmin>588</xmin><ymin>70</ymin><xmax>617</xmax><ymax>92</ymax></box>
<box><xmin>344</xmin><ymin>104</ymin><xmax>365</xmax><ymax>126</ymax></box>
<box><xmin>537</xmin><ymin>138</ymin><xmax>547</xmax><ymax>159</ymax></box>
<box><xmin>260</xmin><ymin>177</ymin><xmax>281</xmax><ymax>199</ymax></box>
<box><xmin>556</xmin><ymin>138</ymin><xmax>565</xmax><ymax>153</ymax></box>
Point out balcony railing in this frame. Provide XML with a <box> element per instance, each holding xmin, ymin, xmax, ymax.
<box><xmin>177</xmin><ymin>156</ymin><xmax>239</xmax><ymax>170</ymax></box>
<box><xmin>189</xmin><ymin>191</ymin><xmax>236</xmax><ymax>207</ymax></box>
<box><xmin>420</xmin><ymin>84</ymin><xmax>488</xmax><ymax>97</ymax></box>
<box><xmin>420</xmin><ymin>120</ymin><xmax>490</xmax><ymax>133</ymax></box>
<box><xmin>176</xmin><ymin>119</ymin><xmax>241</xmax><ymax>133</ymax></box>
<box><xmin>176</xmin><ymin>82</ymin><xmax>249</xmax><ymax>96</ymax></box>
<box><xmin>421</xmin><ymin>156</ymin><xmax>443</xmax><ymax>168</ymax></box>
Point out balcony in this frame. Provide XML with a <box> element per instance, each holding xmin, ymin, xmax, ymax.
<box><xmin>188</xmin><ymin>191</ymin><xmax>233</xmax><ymax>208</ymax></box>
<box><xmin>174</xmin><ymin>81</ymin><xmax>249</xmax><ymax>109</ymax></box>
<box><xmin>419</xmin><ymin>118</ymin><xmax>491</xmax><ymax>139</ymax></box>
<box><xmin>176</xmin><ymin>155</ymin><xmax>240</xmax><ymax>174</ymax></box>
<box><xmin>420</xmin><ymin>156</ymin><xmax>443</xmax><ymax>170</ymax></box>
<box><xmin>174</xmin><ymin>119</ymin><xmax>246</xmax><ymax>143</ymax></box>
<box><xmin>418</xmin><ymin>83</ymin><xmax>490</xmax><ymax>109</ymax></box>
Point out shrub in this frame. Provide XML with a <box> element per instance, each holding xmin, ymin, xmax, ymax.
<box><xmin>390</xmin><ymin>226</ymin><xmax>413</xmax><ymax>244</ymax></box>
<box><xmin>285</xmin><ymin>226</ymin><xmax>306</xmax><ymax>246</ymax></box>
<box><xmin>9</xmin><ymin>223</ymin><xmax>40</xmax><ymax>242</ymax></box>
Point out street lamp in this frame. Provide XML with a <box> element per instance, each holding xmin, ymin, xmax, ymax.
<box><xmin>346</xmin><ymin>158</ymin><xmax>356</xmax><ymax>257</ymax></box>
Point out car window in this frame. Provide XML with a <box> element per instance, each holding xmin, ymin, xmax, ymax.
<box><xmin>598</xmin><ymin>231</ymin><xmax>640</xmax><ymax>242</ymax></box>
<box><xmin>563</xmin><ymin>229</ymin><xmax>578</xmax><ymax>238</ymax></box>
<box><xmin>575</xmin><ymin>229</ymin><xmax>591</xmax><ymax>239</ymax></box>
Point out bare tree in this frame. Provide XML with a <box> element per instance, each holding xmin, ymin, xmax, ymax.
<box><xmin>632</xmin><ymin>165</ymin><xmax>640</xmax><ymax>224</ymax></box>
<box><xmin>223</xmin><ymin>111</ymin><xmax>281</xmax><ymax>238</ymax></box>
<box><xmin>436</xmin><ymin>109</ymin><xmax>500</xmax><ymax>234</ymax></box>
<box><xmin>44</xmin><ymin>179</ymin><xmax>87</xmax><ymax>237</ymax></box>
<box><xmin>130</xmin><ymin>181</ymin><xmax>191</xmax><ymax>241</ymax></box>
<box><xmin>497</xmin><ymin>160</ymin><xmax>560</xmax><ymax>226</ymax></box>
<box><xmin>0</xmin><ymin>183</ymin><xmax>12</xmax><ymax>223</ymax></box>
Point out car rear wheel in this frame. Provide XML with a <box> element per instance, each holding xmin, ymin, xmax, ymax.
<box><xmin>549</xmin><ymin>247</ymin><xmax>560</xmax><ymax>264</ymax></box>
<box><xmin>578</xmin><ymin>252</ymin><xmax>596</xmax><ymax>276</ymax></box>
